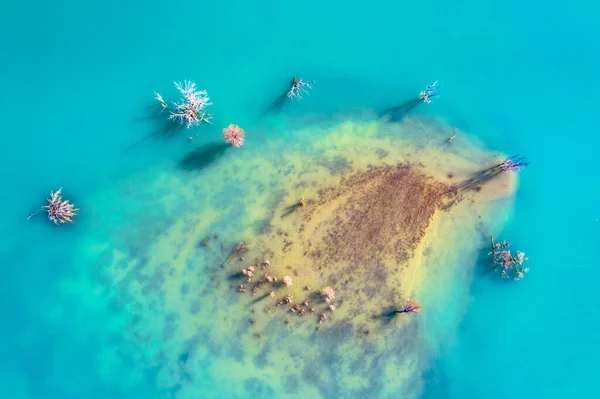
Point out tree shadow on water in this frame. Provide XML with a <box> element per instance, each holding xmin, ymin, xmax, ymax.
<box><xmin>379</xmin><ymin>98</ymin><xmax>422</xmax><ymax>123</ymax></box>
<box><xmin>179</xmin><ymin>142</ymin><xmax>230</xmax><ymax>171</ymax></box>
<box><xmin>123</xmin><ymin>117</ymin><xmax>185</xmax><ymax>153</ymax></box>
<box><xmin>262</xmin><ymin>91</ymin><xmax>289</xmax><ymax>117</ymax></box>
<box><xmin>475</xmin><ymin>245</ymin><xmax>497</xmax><ymax>278</ymax></box>
<box><xmin>452</xmin><ymin>164</ymin><xmax>503</xmax><ymax>192</ymax></box>
<box><xmin>372</xmin><ymin>306</ymin><xmax>400</xmax><ymax>325</ymax></box>
<box><xmin>280</xmin><ymin>203</ymin><xmax>302</xmax><ymax>219</ymax></box>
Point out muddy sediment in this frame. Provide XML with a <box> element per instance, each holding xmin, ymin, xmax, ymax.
<box><xmin>306</xmin><ymin>164</ymin><xmax>454</xmax><ymax>266</ymax></box>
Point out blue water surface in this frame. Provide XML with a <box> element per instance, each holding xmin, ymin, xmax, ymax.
<box><xmin>1</xmin><ymin>1</ymin><xmax>599</xmax><ymax>398</ymax></box>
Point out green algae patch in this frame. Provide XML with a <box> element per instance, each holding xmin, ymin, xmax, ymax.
<box><xmin>87</xmin><ymin>117</ymin><xmax>516</xmax><ymax>398</ymax></box>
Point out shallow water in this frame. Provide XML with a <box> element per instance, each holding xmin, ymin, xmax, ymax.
<box><xmin>1</xmin><ymin>1</ymin><xmax>599</xmax><ymax>398</ymax></box>
<box><xmin>67</xmin><ymin>119</ymin><xmax>515</xmax><ymax>399</ymax></box>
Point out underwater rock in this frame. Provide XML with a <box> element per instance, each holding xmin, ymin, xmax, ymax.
<box><xmin>319</xmin><ymin>312</ymin><xmax>327</xmax><ymax>323</ymax></box>
<box><xmin>278</xmin><ymin>295</ymin><xmax>293</xmax><ymax>306</ymax></box>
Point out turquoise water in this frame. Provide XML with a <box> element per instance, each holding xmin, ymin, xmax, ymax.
<box><xmin>1</xmin><ymin>1</ymin><xmax>599</xmax><ymax>398</ymax></box>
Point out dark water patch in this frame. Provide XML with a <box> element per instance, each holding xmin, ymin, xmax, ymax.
<box><xmin>124</xmin><ymin>113</ymin><xmax>186</xmax><ymax>153</ymax></box>
<box><xmin>312</xmin><ymin>319</ymin><xmax>354</xmax><ymax>348</ymax></box>
<box><xmin>258</xmin><ymin>222</ymin><xmax>273</xmax><ymax>235</ymax></box>
<box><xmin>180</xmin><ymin>370</ymin><xmax>192</xmax><ymax>383</ymax></box>
<box><xmin>142</xmin><ymin>263</ymin><xmax>167</xmax><ymax>295</ymax></box>
<box><xmin>179</xmin><ymin>332</ymin><xmax>207</xmax><ymax>364</ymax></box>
<box><xmin>418</xmin><ymin>357</ymin><xmax>451</xmax><ymax>399</ymax></box>
<box><xmin>114</xmin><ymin>258</ymin><xmax>149</xmax><ymax>301</ymax></box>
<box><xmin>318</xmin><ymin>155</ymin><xmax>352</xmax><ymax>176</ymax></box>
<box><xmin>180</xmin><ymin>283</ymin><xmax>189</xmax><ymax>295</ymax></box>
<box><xmin>178</xmin><ymin>142</ymin><xmax>230</xmax><ymax>172</ymax></box>
<box><xmin>189</xmin><ymin>299</ymin><xmax>201</xmax><ymax>314</ymax></box>
<box><xmin>95</xmin><ymin>248</ymin><xmax>114</xmax><ymax>269</ymax></box>
<box><xmin>178</xmin><ymin>351</ymin><xmax>189</xmax><ymax>364</ymax></box>
<box><xmin>206</xmin><ymin>337</ymin><xmax>223</xmax><ymax>358</ymax></box>
<box><xmin>376</xmin><ymin>148</ymin><xmax>389</xmax><ymax>159</ymax></box>
<box><xmin>253</xmin><ymin>341</ymin><xmax>272</xmax><ymax>368</ymax></box>
<box><xmin>163</xmin><ymin>312</ymin><xmax>179</xmax><ymax>341</ymax></box>
<box><xmin>284</xmin><ymin>374</ymin><xmax>300</xmax><ymax>393</ymax></box>
<box><xmin>250</xmin><ymin>218</ymin><xmax>271</xmax><ymax>236</ymax></box>
<box><xmin>302</xmin><ymin>360</ymin><xmax>320</xmax><ymax>384</ymax></box>
<box><xmin>244</xmin><ymin>377</ymin><xmax>275</xmax><ymax>397</ymax></box>
<box><xmin>353</xmin><ymin>354</ymin><xmax>386</xmax><ymax>399</ymax></box>
<box><xmin>259</xmin><ymin>188</ymin><xmax>286</xmax><ymax>223</ymax></box>
<box><xmin>263</xmin><ymin>89</ymin><xmax>290</xmax><ymax>116</ymax></box>
<box><xmin>373</xmin><ymin>305</ymin><xmax>402</xmax><ymax>327</ymax></box>
<box><xmin>114</xmin><ymin>346</ymin><xmax>139</xmax><ymax>372</ymax></box>
<box><xmin>228</xmin><ymin>339</ymin><xmax>246</xmax><ymax>362</ymax></box>
<box><xmin>302</xmin><ymin>356</ymin><xmax>343</xmax><ymax>399</ymax></box>
<box><xmin>380</xmin><ymin>98</ymin><xmax>423</xmax><ymax>123</ymax></box>
<box><xmin>160</xmin><ymin>382</ymin><xmax>182</xmax><ymax>398</ymax></box>
<box><xmin>210</xmin><ymin>186</ymin><xmax>246</xmax><ymax>218</ymax></box>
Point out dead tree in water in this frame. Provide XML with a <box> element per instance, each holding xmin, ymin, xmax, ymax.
<box><xmin>489</xmin><ymin>236</ymin><xmax>529</xmax><ymax>280</ymax></box>
<box><xmin>281</xmin><ymin>197</ymin><xmax>307</xmax><ymax>218</ymax></box>
<box><xmin>28</xmin><ymin>188</ymin><xmax>79</xmax><ymax>225</ymax></box>
<box><xmin>222</xmin><ymin>241</ymin><xmax>249</xmax><ymax>266</ymax></box>
<box><xmin>396</xmin><ymin>300</ymin><xmax>422</xmax><ymax>315</ymax></box>
<box><xmin>265</xmin><ymin>77</ymin><xmax>315</xmax><ymax>114</ymax></box>
<box><xmin>380</xmin><ymin>81</ymin><xmax>440</xmax><ymax>122</ymax></box>
<box><xmin>454</xmin><ymin>155</ymin><xmax>528</xmax><ymax>192</ymax></box>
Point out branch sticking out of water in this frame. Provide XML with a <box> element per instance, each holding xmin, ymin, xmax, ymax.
<box><xmin>169</xmin><ymin>81</ymin><xmax>213</xmax><ymax>128</ymax></box>
<box><xmin>223</xmin><ymin>241</ymin><xmax>249</xmax><ymax>266</ymax></box>
<box><xmin>287</xmin><ymin>76</ymin><xmax>314</xmax><ymax>100</ymax></box>
<box><xmin>381</xmin><ymin>80</ymin><xmax>440</xmax><ymax>122</ymax></box>
<box><xmin>418</xmin><ymin>80</ymin><xmax>440</xmax><ymax>104</ymax></box>
<box><xmin>281</xmin><ymin>197</ymin><xmax>307</xmax><ymax>218</ymax></box>
<box><xmin>453</xmin><ymin>155</ymin><xmax>529</xmax><ymax>192</ymax></box>
<box><xmin>498</xmin><ymin>155</ymin><xmax>529</xmax><ymax>172</ymax></box>
<box><xmin>395</xmin><ymin>300</ymin><xmax>422</xmax><ymax>315</ymax></box>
